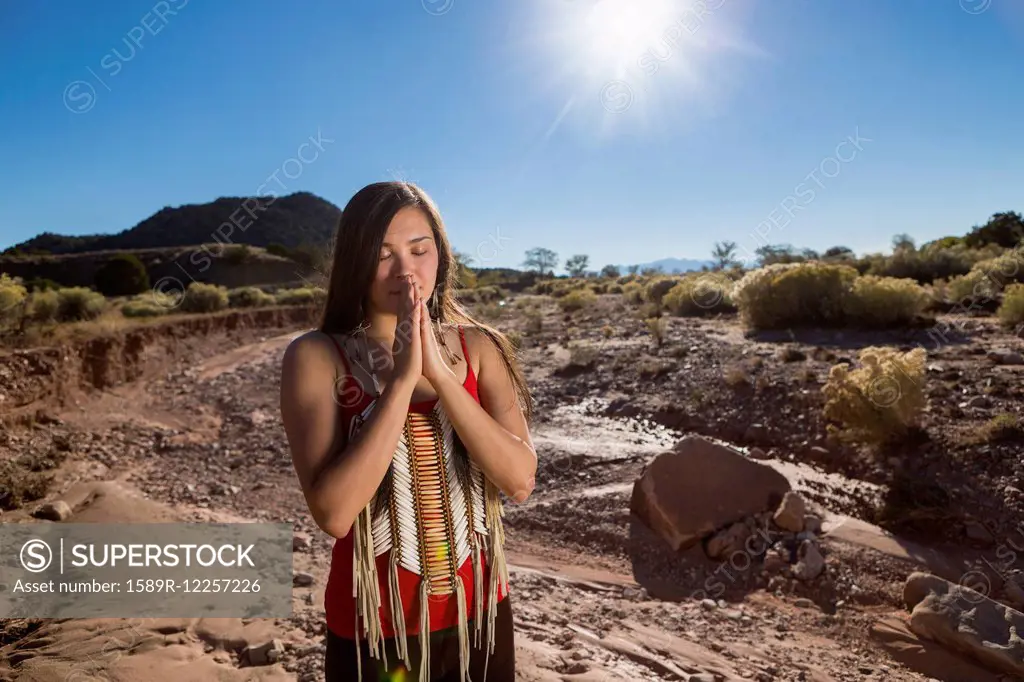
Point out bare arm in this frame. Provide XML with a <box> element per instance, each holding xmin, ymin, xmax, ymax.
<box><xmin>280</xmin><ymin>332</ymin><xmax>416</xmax><ymax>539</ymax></box>
<box><xmin>432</xmin><ymin>327</ymin><xmax>537</xmax><ymax>503</ymax></box>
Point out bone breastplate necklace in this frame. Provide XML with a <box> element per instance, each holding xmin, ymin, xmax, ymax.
<box><xmin>347</xmin><ymin>328</ymin><xmax>508</xmax><ymax>682</ymax></box>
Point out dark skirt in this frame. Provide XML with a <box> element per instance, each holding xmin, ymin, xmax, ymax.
<box><xmin>325</xmin><ymin>594</ymin><xmax>515</xmax><ymax>681</ymax></box>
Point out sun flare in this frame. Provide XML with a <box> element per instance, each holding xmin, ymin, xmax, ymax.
<box><xmin>525</xmin><ymin>0</ymin><xmax>761</xmax><ymax>136</ymax></box>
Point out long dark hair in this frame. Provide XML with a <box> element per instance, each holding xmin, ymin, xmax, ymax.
<box><xmin>318</xmin><ymin>181</ymin><xmax>533</xmax><ymax>422</ymax></box>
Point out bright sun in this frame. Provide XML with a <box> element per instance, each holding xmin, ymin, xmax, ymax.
<box><xmin>525</xmin><ymin>0</ymin><xmax>760</xmax><ymax>137</ymax></box>
<box><xmin>579</xmin><ymin>0</ymin><xmax>682</xmax><ymax>74</ymax></box>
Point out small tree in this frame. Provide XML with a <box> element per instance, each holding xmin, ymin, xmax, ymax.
<box><xmin>600</xmin><ymin>264</ymin><xmax>621</xmax><ymax>278</ymax></box>
<box><xmin>565</xmin><ymin>254</ymin><xmax>590</xmax><ymax>278</ymax></box>
<box><xmin>523</xmin><ymin>247</ymin><xmax>558</xmax><ymax>277</ymax></box>
<box><xmin>823</xmin><ymin>246</ymin><xmax>855</xmax><ymax>261</ymax></box>
<box><xmin>711</xmin><ymin>241</ymin><xmax>738</xmax><ymax>271</ymax></box>
<box><xmin>94</xmin><ymin>254</ymin><xmax>150</xmax><ymax>297</ymax></box>
<box><xmin>891</xmin><ymin>233</ymin><xmax>916</xmax><ymax>253</ymax></box>
<box><xmin>453</xmin><ymin>250</ymin><xmax>477</xmax><ymax>288</ymax></box>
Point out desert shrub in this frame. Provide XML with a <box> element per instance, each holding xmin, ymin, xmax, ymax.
<box><xmin>180</xmin><ymin>283</ymin><xmax>228</xmax><ymax>313</ymax></box>
<box><xmin>223</xmin><ymin>244</ymin><xmax>252</xmax><ymax>265</ymax></box>
<box><xmin>645</xmin><ymin>316</ymin><xmax>667</xmax><ymax>346</ymax></box>
<box><xmin>275</xmin><ymin>287</ymin><xmax>326</xmax><ymax>306</ymax></box>
<box><xmin>24</xmin><ymin>277</ymin><xmax>60</xmax><ymax>292</ymax></box>
<box><xmin>121</xmin><ymin>291</ymin><xmax>179</xmax><ymax>317</ymax></box>
<box><xmin>822</xmin><ymin>346</ymin><xmax>927</xmax><ymax>445</ymax></box>
<box><xmin>946</xmin><ymin>269</ymin><xmax>998</xmax><ymax>305</ymax></box>
<box><xmin>663</xmin><ymin>274</ymin><xmax>736</xmax><ymax>316</ymax></box>
<box><xmin>622</xmin><ymin>281</ymin><xmax>644</xmax><ymax>304</ymax></box>
<box><xmin>0</xmin><ymin>273</ymin><xmax>28</xmax><ymax>326</ymax></box>
<box><xmin>56</xmin><ymin>287</ymin><xmax>106</xmax><ymax>322</ymax></box>
<box><xmin>974</xmin><ymin>251</ymin><xmax>1024</xmax><ymax>285</ymax></box>
<box><xmin>567</xmin><ymin>341</ymin><xmax>597</xmax><ymax>367</ymax></box>
<box><xmin>522</xmin><ymin>307</ymin><xmax>542</xmax><ymax>334</ymax></box>
<box><xmin>476</xmin><ymin>302</ymin><xmax>504</xmax><ymax>320</ymax></box>
<box><xmin>266</xmin><ymin>243</ymin><xmax>289</xmax><ymax>258</ymax></box>
<box><xmin>607</xmin><ymin>283</ymin><xmax>623</xmax><ymax>294</ymax></box>
<box><xmin>865</xmin><ymin>243</ymin><xmax>990</xmax><ymax>283</ymax></box>
<box><xmin>0</xmin><ymin>460</ymin><xmax>53</xmax><ymax>511</ymax></box>
<box><xmin>464</xmin><ymin>285</ymin><xmax>506</xmax><ymax>304</ymax></box>
<box><xmin>643</xmin><ymin>276</ymin><xmax>682</xmax><ymax>306</ymax></box>
<box><xmin>997</xmin><ymin>283</ymin><xmax>1024</xmax><ymax>328</ymax></box>
<box><xmin>976</xmin><ymin>413</ymin><xmax>1023</xmax><ymax>443</ymax></box>
<box><xmin>228</xmin><ymin>286</ymin><xmax>276</xmax><ymax>308</ymax></box>
<box><xmin>26</xmin><ymin>290</ymin><xmax>59</xmax><ymax>322</ymax></box>
<box><xmin>600</xmin><ymin>324</ymin><xmax>614</xmax><ymax>339</ymax></box>
<box><xmin>94</xmin><ymin>254</ymin><xmax>150</xmax><ymax>296</ymax></box>
<box><xmin>924</xmin><ymin>279</ymin><xmax>949</xmax><ymax>309</ymax></box>
<box><xmin>557</xmin><ymin>288</ymin><xmax>597</xmax><ymax>312</ymax></box>
<box><xmin>731</xmin><ymin>262</ymin><xmax>858</xmax><ymax>330</ymax></box>
<box><xmin>842</xmin><ymin>275</ymin><xmax>930</xmax><ymax>328</ymax></box>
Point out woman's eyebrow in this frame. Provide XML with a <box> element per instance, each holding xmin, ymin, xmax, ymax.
<box><xmin>382</xmin><ymin>235</ymin><xmax>434</xmax><ymax>247</ymax></box>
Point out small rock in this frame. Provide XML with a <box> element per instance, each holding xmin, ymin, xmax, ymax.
<box><xmin>747</xmin><ymin>447</ymin><xmax>769</xmax><ymax>460</ymax></box>
<box><xmin>792</xmin><ymin>540</ymin><xmax>825</xmax><ymax>581</ymax></box>
<box><xmin>965</xmin><ymin>395</ymin><xmax>991</xmax><ymax>408</ymax></box>
<box><xmin>293</xmin><ymin>572</ymin><xmax>315</xmax><ymax>587</ymax></box>
<box><xmin>32</xmin><ymin>500</ymin><xmax>72</xmax><ymax>521</ymax></box>
<box><xmin>773</xmin><ymin>492</ymin><xmax>806</xmax><ymax>533</ymax></box>
<box><xmin>803</xmin><ymin>515</ymin><xmax>822</xmax><ymax>535</ymax></box>
<box><xmin>293</xmin><ymin>533</ymin><xmax>311</xmax><ymax>552</ymax></box>
<box><xmin>794</xmin><ymin>598</ymin><xmax>815</xmax><ymax>608</ymax></box>
<box><xmin>988</xmin><ymin>349</ymin><xmax>1024</xmax><ymax>365</ymax></box>
<box><xmin>687</xmin><ymin>674</ymin><xmax>716</xmax><ymax>682</ymax></box>
<box><xmin>965</xmin><ymin>520</ymin><xmax>994</xmax><ymax>545</ymax></box>
<box><xmin>701</xmin><ymin>599</ymin><xmax>717</xmax><ymax>611</ymax></box>
<box><xmin>245</xmin><ymin>639</ymin><xmax>284</xmax><ymax>666</ymax></box>
<box><xmin>808</xmin><ymin>446</ymin><xmax>831</xmax><ymax>459</ymax></box>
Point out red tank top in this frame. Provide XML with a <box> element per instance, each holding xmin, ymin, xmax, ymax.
<box><xmin>323</xmin><ymin>326</ymin><xmax>508</xmax><ymax>639</ymax></box>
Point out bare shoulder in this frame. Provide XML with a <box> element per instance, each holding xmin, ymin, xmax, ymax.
<box><xmin>282</xmin><ymin>330</ymin><xmax>343</xmax><ymax>376</ymax></box>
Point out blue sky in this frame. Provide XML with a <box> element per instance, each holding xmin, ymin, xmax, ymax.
<box><xmin>1</xmin><ymin>0</ymin><xmax>1022</xmax><ymax>272</ymax></box>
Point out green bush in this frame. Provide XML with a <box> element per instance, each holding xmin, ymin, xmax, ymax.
<box><xmin>557</xmin><ymin>288</ymin><xmax>597</xmax><ymax>312</ymax></box>
<box><xmin>973</xmin><ymin>251</ymin><xmax>1024</xmax><ymax>288</ymax></box>
<box><xmin>266</xmin><ymin>243</ymin><xmax>289</xmax><ymax>258</ymax></box>
<box><xmin>56</xmin><ymin>287</ymin><xmax>106</xmax><ymax>322</ymax></box>
<box><xmin>0</xmin><ymin>273</ymin><xmax>28</xmax><ymax>326</ymax></box>
<box><xmin>275</xmin><ymin>287</ymin><xmax>326</xmax><ymax>306</ymax></box>
<box><xmin>24</xmin><ymin>277</ymin><xmax>60</xmax><ymax>292</ymax></box>
<box><xmin>843</xmin><ymin>275</ymin><xmax>930</xmax><ymax>328</ymax></box>
<box><xmin>228</xmin><ymin>286</ymin><xmax>276</xmax><ymax>308</ymax></box>
<box><xmin>731</xmin><ymin>262</ymin><xmax>858</xmax><ymax>330</ymax></box>
<box><xmin>823</xmin><ymin>346</ymin><xmax>927</xmax><ymax>446</ymax></box>
<box><xmin>121</xmin><ymin>292</ymin><xmax>179</xmax><ymax>317</ymax></box>
<box><xmin>94</xmin><ymin>254</ymin><xmax>150</xmax><ymax>297</ymax></box>
<box><xmin>27</xmin><ymin>290</ymin><xmax>59</xmax><ymax>322</ymax></box>
<box><xmin>223</xmin><ymin>244</ymin><xmax>252</xmax><ymax>265</ymax></box>
<box><xmin>663</xmin><ymin>274</ymin><xmax>736</xmax><ymax>316</ymax></box>
<box><xmin>622</xmin><ymin>281</ymin><xmax>644</xmax><ymax>304</ymax></box>
<box><xmin>643</xmin><ymin>276</ymin><xmax>682</xmax><ymax>306</ymax></box>
<box><xmin>997</xmin><ymin>283</ymin><xmax>1024</xmax><ymax>328</ymax></box>
<box><xmin>864</xmin><ymin>242</ymin><xmax>994</xmax><ymax>284</ymax></box>
<box><xmin>181</xmin><ymin>283</ymin><xmax>228</xmax><ymax>313</ymax></box>
<box><xmin>947</xmin><ymin>269</ymin><xmax>998</xmax><ymax>304</ymax></box>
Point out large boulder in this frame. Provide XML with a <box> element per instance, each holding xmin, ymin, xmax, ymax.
<box><xmin>629</xmin><ymin>435</ymin><xmax>791</xmax><ymax>552</ymax></box>
<box><xmin>904</xmin><ymin>571</ymin><xmax>1024</xmax><ymax>677</ymax></box>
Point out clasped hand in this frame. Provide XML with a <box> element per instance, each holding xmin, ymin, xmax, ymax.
<box><xmin>392</xmin><ymin>275</ymin><xmax>456</xmax><ymax>387</ymax></box>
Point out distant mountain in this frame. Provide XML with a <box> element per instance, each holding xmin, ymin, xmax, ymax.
<box><xmin>6</xmin><ymin>191</ymin><xmax>342</xmax><ymax>255</ymax></box>
<box><xmin>619</xmin><ymin>257</ymin><xmax>714</xmax><ymax>274</ymax></box>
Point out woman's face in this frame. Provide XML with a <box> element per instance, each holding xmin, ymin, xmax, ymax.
<box><xmin>367</xmin><ymin>206</ymin><xmax>440</xmax><ymax>316</ymax></box>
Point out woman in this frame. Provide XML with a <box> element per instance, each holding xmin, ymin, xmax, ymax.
<box><xmin>280</xmin><ymin>181</ymin><xmax>537</xmax><ymax>681</ymax></box>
